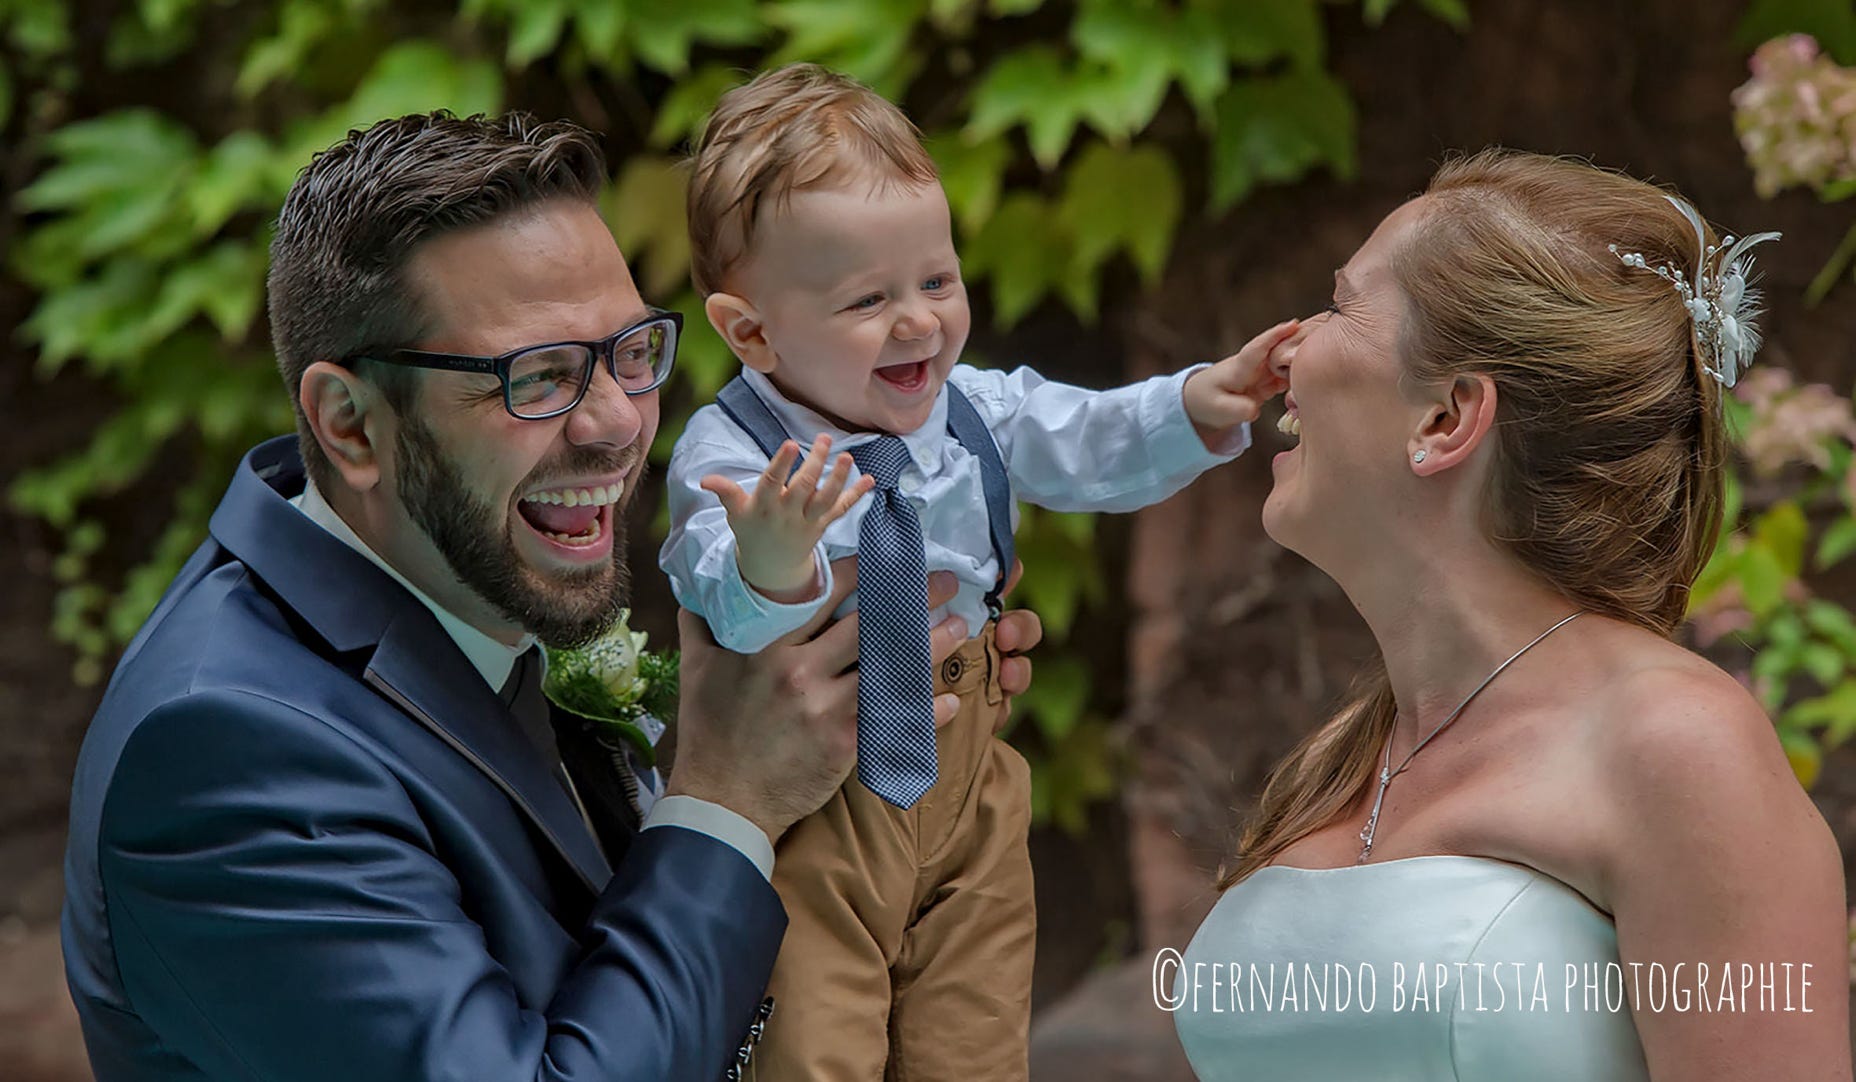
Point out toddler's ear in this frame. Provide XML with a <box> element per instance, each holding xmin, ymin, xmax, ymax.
<box><xmin>704</xmin><ymin>292</ymin><xmax>777</xmax><ymax>374</ymax></box>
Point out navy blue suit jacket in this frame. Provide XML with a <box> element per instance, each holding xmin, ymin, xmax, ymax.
<box><xmin>61</xmin><ymin>436</ymin><xmax>786</xmax><ymax>1080</ymax></box>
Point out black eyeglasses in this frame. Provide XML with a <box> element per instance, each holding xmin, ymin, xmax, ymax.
<box><xmin>348</xmin><ymin>308</ymin><xmax>681</xmax><ymax>420</ymax></box>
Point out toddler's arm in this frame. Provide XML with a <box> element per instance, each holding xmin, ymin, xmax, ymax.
<box><xmin>660</xmin><ymin>428</ymin><xmax>866</xmax><ymax>654</ymax></box>
<box><xmin>699</xmin><ymin>434</ymin><xmax>873</xmax><ymax>602</ymax></box>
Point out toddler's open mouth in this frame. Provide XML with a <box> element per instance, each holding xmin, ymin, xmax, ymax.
<box><xmin>876</xmin><ymin>360</ymin><xmax>931</xmax><ymax>392</ymax></box>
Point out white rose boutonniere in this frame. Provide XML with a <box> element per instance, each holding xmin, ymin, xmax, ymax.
<box><xmin>542</xmin><ymin>609</ymin><xmax>677</xmax><ymax>768</ymax></box>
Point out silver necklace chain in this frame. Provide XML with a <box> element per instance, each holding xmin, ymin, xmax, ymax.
<box><xmin>1357</xmin><ymin>610</ymin><xmax>1586</xmax><ymax>864</ymax></box>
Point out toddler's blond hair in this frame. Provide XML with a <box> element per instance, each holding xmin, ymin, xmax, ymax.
<box><xmin>687</xmin><ymin>63</ymin><xmax>939</xmax><ymax>296</ymax></box>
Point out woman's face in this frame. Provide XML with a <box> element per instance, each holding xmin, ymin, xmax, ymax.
<box><xmin>1263</xmin><ymin>196</ymin><xmax>1438</xmax><ymax>564</ymax></box>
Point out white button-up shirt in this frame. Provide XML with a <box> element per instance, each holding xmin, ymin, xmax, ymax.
<box><xmin>660</xmin><ymin>362</ymin><xmax>1249</xmax><ymax>654</ymax></box>
<box><xmin>293</xmin><ymin>480</ymin><xmax>775</xmax><ymax>881</ymax></box>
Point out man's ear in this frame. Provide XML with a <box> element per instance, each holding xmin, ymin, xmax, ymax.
<box><xmin>704</xmin><ymin>292</ymin><xmax>776</xmax><ymax>374</ymax></box>
<box><xmin>300</xmin><ymin>361</ymin><xmax>389</xmax><ymax>493</ymax></box>
<box><xmin>1410</xmin><ymin>372</ymin><xmax>1498</xmax><ymax>476</ymax></box>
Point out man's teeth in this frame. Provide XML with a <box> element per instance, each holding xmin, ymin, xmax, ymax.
<box><xmin>1277</xmin><ymin>413</ymin><xmax>1302</xmax><ymax>437</ymax></box>
<box><xmin>540</xmin><ymin>518</ymin><xmax>603</xmax><ymax>545</ymax></box>
<box><xmin>521</xmin><ymin>480</ymin><xmax>625</xmax><ymax>507</ymax></box>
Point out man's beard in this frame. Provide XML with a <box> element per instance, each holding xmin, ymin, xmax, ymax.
<box><xmin>394</xmin><ymin>411</ymin><xmax>636</xmax><ymax>648</ymax></box>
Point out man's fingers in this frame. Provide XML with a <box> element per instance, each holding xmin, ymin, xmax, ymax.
<box><xmin>928</xmin><ymin>612</ymin><xmax>971</xmax><ymax>668</ymax></box>
<box><xmin>932</xmin><ymin>692</ymin><xmax>961</xmax><ymax>729</ymax></box>
<box><xmin>994</xmin><ymin>606</ymin><xmax>1042</xmax><ymax>657</ymax></box>
<box><xmin>925</xmin><ymin>569</ymin><xmax>958</xmax><ymax>611</ymax></box>
<box><xmin>999</xmin><ymin>558</ymin><xmax>1025</xmax><ymax>600</ymax></box>
<box><xmin>998</xmin><ymin>655</ymin><xmax>1033</xmax><ymax>700</ymax></box>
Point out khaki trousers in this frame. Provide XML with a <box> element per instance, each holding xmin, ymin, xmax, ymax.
<box><xmin>754</xmin><ymin>621</ymin><xmax>1035</xmax><ymax>1081</ymax></box>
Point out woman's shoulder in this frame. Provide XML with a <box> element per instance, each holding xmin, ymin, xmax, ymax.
<box><xmin>1578</xmin><ymin>628</ymin><xmax>1832</xmax><ymax>889</ymax></box>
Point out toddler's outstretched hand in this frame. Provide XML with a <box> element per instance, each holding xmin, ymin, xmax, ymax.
<box><xmin>1182</xmin><ymin>319</ymin><xmax>1299</xmax><ymax>447</ymax></box>
<box><xmin>701</xmin><ymin>435</ymin><xmax>876</xmax><ymax>603</ymax></box>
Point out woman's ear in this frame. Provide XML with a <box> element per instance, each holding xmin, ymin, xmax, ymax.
<box><xmin>1410</xmin><ymin>373</ymin><xmax>1498</xmax><ymax>475</ymax></box>
<box><xmin>704</xmin><ymin>292</ymin><xmax>777</xmax><ymax>374</ymax></box>
<box><xmin>300</xmin><ymin>361</ymin><xmax>388</xmax><ymax>493</ymax></box>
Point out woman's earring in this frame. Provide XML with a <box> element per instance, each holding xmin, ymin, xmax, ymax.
<box><xmin>1412</xmin><ymin>449</ymin><xmax>1427</xmax><ymax>464</ymax></box>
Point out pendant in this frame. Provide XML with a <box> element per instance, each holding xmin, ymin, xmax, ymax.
<box><xmin>1358</xmin><ymin>766</ymin><xmax>1391</xmax><ymax>863</ymax></box>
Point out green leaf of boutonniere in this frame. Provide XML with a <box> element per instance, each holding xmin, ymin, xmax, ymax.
<box><xmin>543</xmin><ymin>609</ymin><xmax>677</xmax><ymax>768</ymax></box>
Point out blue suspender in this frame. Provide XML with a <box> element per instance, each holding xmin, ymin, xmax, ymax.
<box><xmin>713</xmin><ymin>375</ymin><xmax>1016</xmax><ymax>615</ymax></box>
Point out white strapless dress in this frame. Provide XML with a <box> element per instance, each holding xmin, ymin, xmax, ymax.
<box><xmin>1173</xmin><ymin>855</ymin><xmax>1649</xmax><ymax>1081</ymax></box>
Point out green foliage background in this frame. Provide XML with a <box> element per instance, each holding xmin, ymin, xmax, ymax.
<box><xmin>9</xmin><ymin>0</ymin><xmax>1465</xmax><ymax>830</ymax></box>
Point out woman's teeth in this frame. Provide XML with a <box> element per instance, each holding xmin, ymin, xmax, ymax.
<box><xmin>1277</xmin><ymin>413</ymin><xmax>1302</xmax><ymax>437</ymax></box>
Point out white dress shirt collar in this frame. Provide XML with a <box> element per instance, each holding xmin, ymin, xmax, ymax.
<box><xmin>738</xmin><ymin>366</ymin><xmax>948</xmax><ymax>474</ymax></box>
<box><xmin>292</xmin><ymin>478</ymin><xmax>534</xmax><ymax>692</ymax></box>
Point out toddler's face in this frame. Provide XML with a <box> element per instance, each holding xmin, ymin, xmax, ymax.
<box><xmin>730</xmin><ymin>177</ymin><xmax>970</xmax><ymax>434</ymax></box>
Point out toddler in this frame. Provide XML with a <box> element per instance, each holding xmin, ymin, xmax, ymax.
<box><xmin>661</xmin><ymin>63</ymin><xmax>1293</xmax><ymax>1082</ymax></box>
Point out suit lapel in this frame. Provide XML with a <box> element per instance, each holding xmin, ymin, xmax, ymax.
<box><xmin>212</xmin><ymin>437</ymin><xmax>613</xmax><ymax>896</ymax></box>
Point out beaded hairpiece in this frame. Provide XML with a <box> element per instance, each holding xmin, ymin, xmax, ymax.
<box><xmin>1608</xmin><ymin>194</ymin><xmax>1781</xmax><ymax>391</ymax></box>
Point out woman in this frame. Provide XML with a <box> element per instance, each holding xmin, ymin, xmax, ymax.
<box><xmin>1174</xmin><ymin>150</ymin><xmax>1851</xmax><ymax>1080</ymax></box>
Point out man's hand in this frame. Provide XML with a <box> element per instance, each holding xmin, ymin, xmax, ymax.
<box><xmin>700</xmin><ymin>435</ymin><xmax>874</xmax><ymax>603</ymax></box>
<box><xmin>1181</xmin><ymin>319</ymin><xmax>1299</xmax><ymax>448</ymax></box>
<box><xmin>988</xmin><ymin>560</ymin><xmax>1043</xmax><ymax>733</ymax></box>
<box><xmin>668</xmin><ymin>559</ymin><xmax>970</xmax><ymax>844</ymax></box>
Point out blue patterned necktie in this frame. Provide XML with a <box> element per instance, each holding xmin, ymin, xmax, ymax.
<box><xmin>847</xmin><ymin>437</ymin><xmax>937</xmax><ymax>808</ymax></box>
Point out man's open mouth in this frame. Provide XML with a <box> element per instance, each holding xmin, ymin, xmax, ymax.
<box><xmin>517</xmin><ymin>480</ymin><xmax>624</xmax><ymax>546</ymax></box>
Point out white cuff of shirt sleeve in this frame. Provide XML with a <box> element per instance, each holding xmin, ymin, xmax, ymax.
<box><xmin>1148</xmin><ymin>363</ymin><xmax>1253</xmax><ymax>463</ymax></box>
<box><xmin>709</xmin><ymin>544</ymin><xmax>835</xmax><ymax>654</ymax></box>
<box><xmin>640</xmin><ymin>794</ymin><xmax>775</xmax><ymax>883</ymax></box>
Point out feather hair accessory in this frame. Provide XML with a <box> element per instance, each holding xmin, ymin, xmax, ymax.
<box><xmin>1608</xmin><ymin>194</ymin><xmax>1781</xmax><ymax>391</ymax></box>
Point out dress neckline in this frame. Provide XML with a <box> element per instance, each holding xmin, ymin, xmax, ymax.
<box><xmin>1256</xmin><ymin>853</ymin><xmax>1539</xmax><ymax>876</ymax></box>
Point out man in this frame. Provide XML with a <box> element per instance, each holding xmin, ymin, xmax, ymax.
<box><xmin>60</xmin><ymin>111</ymin><xmax>1041</xmax><ymax>1080</ymax></box>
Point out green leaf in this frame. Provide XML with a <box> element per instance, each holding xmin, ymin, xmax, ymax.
<box><xmin>235</xmin><ymin>0</ymin><xmax>337</xmax><ymax>99</ymax></box>
<box><xmin>767</xmin><ymin>0</ymin><xmax>925</xmax><ymax>93</ymax></box>
<box><xmin>966</xmin><ymin>46</ymin><xmax>1085</xmax><ymax>169</ymax></box>
<box><xmin>990</xmin><ymin>0</ymin><xmax>1042</xmax><ymax>13</ymax></box>
<box><xmin>145</xmin><ymin>240</ymin><xmax>266</xmax><ymax>342</ymax></box>
<box><xmin>188</xmin><ymin>131</ymin><xmax>281</xmax><ymax>236</ymax></box>
<box><xmin>1205</xmin><ymin>0</ymin><xmax>1325</xmax><ymax>70</ymax></box>
<box><xmin>1073</xmin><ymin>1</ymin><xmax>1227</xmax><ymax>131</ymax></box>
<box><xmin>1801</xmin><ymin>641</ymin><xmax>1846</xmax><ymax>688</ymax></box>
<box><xmin>1804</xmin><ymin>599</ymin><xmax>1856</xmax><ymax>659</ymax></box>
<box><xmin>627</xmin><ymin>0</ymin><xmax>763</xmax><ymax>75</ymax></box>
<box><xmin>929</xmin><ymin>131</ymin><xmax>1011</xmax><ymax>234</ymax></box>
<box><xmin>571</xmin><ymin>0</ymin><xmax>627</xmax><ymax>62</ymax></box>
<box><xmin>282</xmin><ymin>42</ymin><xmax>504</xmax><ymax>168</ymax></box>
<box><xmin>1751</xmin><ymin>501</ymin><xmax>1809</xmax><ymax>578</ymax></box>
<box><xmin>601</xmin><ymin>156</ymin><xmax>691</xmax><ymax>299</ymax></box>
<box><xmin>1822</xmin><ymin>177</ymin><xmax>1856</xmax><ymax>204</ymax></box>
<box><xmin>961</xmin><ymin>192</ymin><xmax>1070</xmax><ymax>328</ymax></box>
<box><xmin>1362</xmin><ymin>0</ymin><xmax>1398</xmax><ymax>27</ymax></box>
<box><xmin>1817</xmin><ymin>516</ymin><xmax>1856</xmax><ymax>570</ymax></box>
<box><xmin>19</xmin><ymin>259</ymin><xmax>162</xmax><ymax>370</ymax></box>
<box><xmin>1785</xmin><ymin>679</ymin><xmax>1856</xmax><ymax>738</ymax></box>
<box><xmin>506</xmin><ymin>0</ymin><xmax>569</xmax><ymax>68</ymax></box>
<box><xmin>1736</xmin><ymin>0</ymin><xmax>1856</xmax><ymax>65</ymax></box>
<box><xmin>1019</xmin><ymin>654</ymin><xmax>1089</xmax><ymax>743</ymax></box>
<box><xmin>1418</xmin><ymin>0</ymin><xmax>1470</xmax><ymax>30</ymax></box>
<box><xmin>1739</xmin><ymin>543</ymin><xmax>1788</xmax><ymax>618</ymax></box>
<box><xmin>18</xmin><ymin>109</ymin><xmax>197</xmax><ymax>215</ymax></box>
<box><xmin>1057</xmin><ymin>141</ymin><xmax>1183</xmax><ymax>286</ymax></box>
<box><xmin>649</xmin><ymin>63</ymin><xmax>743</xmax><ymax>148</ymax></box>
<box><xmin>1209</xmin><ymin>70</ymin><xmax>1357</xmax><ymax>212</ymax></box>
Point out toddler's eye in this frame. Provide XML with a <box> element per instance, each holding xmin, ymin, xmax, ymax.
<box><xmin>1325</xmin><ymin>302</ymin><xmax>1341</xmax><ymax>316</ymax></box>
<box><xmin>923</xmin><ymin>275</ymin><xmax>947</xmax><ymax>291</ymax></box>
<box><xmin>851</xmin><ymin>294</ymin><xmax>883</xmax><ymax>311</ymax></box>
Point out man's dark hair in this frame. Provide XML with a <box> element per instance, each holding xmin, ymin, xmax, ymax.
<box><xmin>267</xmin><ymin>110</ymin><xmax>609</xmax><ymax>490</ymax></box>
